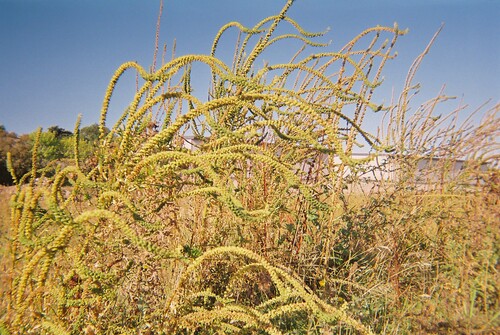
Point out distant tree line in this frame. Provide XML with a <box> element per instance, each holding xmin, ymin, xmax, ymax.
<box><xmin>0</xmin><ymin>124</ymin><xmax>105</xmax><ymax>185</ymax></box>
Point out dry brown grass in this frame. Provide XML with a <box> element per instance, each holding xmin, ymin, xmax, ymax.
<box><xmin>0</xmin><ymin>186</ymin><xmax>15</xmax><ymax>307</ymax></box>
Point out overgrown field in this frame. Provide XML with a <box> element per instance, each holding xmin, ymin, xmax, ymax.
<box><xmin>1</xmin><ymin>1</ymin><xmax>499</xmax><ymax>334</ymax></box>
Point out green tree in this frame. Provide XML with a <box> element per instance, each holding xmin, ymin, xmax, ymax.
<box><xmin>0</xmin><ymin>126</ymin><xmax>32</xmax><ymax>185</ymax></box>
<box><xmin>80</xmin><ymin>123</ymin><xmax>102</xmax><ymax>142</ymax></box>
<box><xmin>29</xmin><ymin>126</ymin><xmax>73</xmax><ymax>167</ymax></box>
<box><xmin>47</xmin><ymin>125</ymin><xmax>73</xmax><ymax>139</ymax></box>
<box><xmin>78</xmin><ymin>124</ymin><xmax>111</xmax><ymax>170</ymax></box>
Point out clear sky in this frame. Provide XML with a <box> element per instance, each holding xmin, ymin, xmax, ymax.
<box><xmin>0</xmin><ymin>0</ymin><xmax>498</xmax><ymax>135</ymax></box>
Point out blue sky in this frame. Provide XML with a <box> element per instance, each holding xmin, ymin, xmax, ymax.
<box><xmin>0</xmin><ymin>0</ymin><xmax>498</xmax><ymax>135</ymax></box>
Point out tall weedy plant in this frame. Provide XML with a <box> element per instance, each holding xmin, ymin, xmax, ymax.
<box><xmin>11</xmin><ymin>0</ymin><xmax>497</xmax><ymax>333</ymax></box>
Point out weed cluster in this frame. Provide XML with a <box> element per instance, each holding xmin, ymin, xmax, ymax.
<box><xmin>0</xmin><ymin>1</ymin><xmax>498</xmax><ymax>334</ymax></box>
